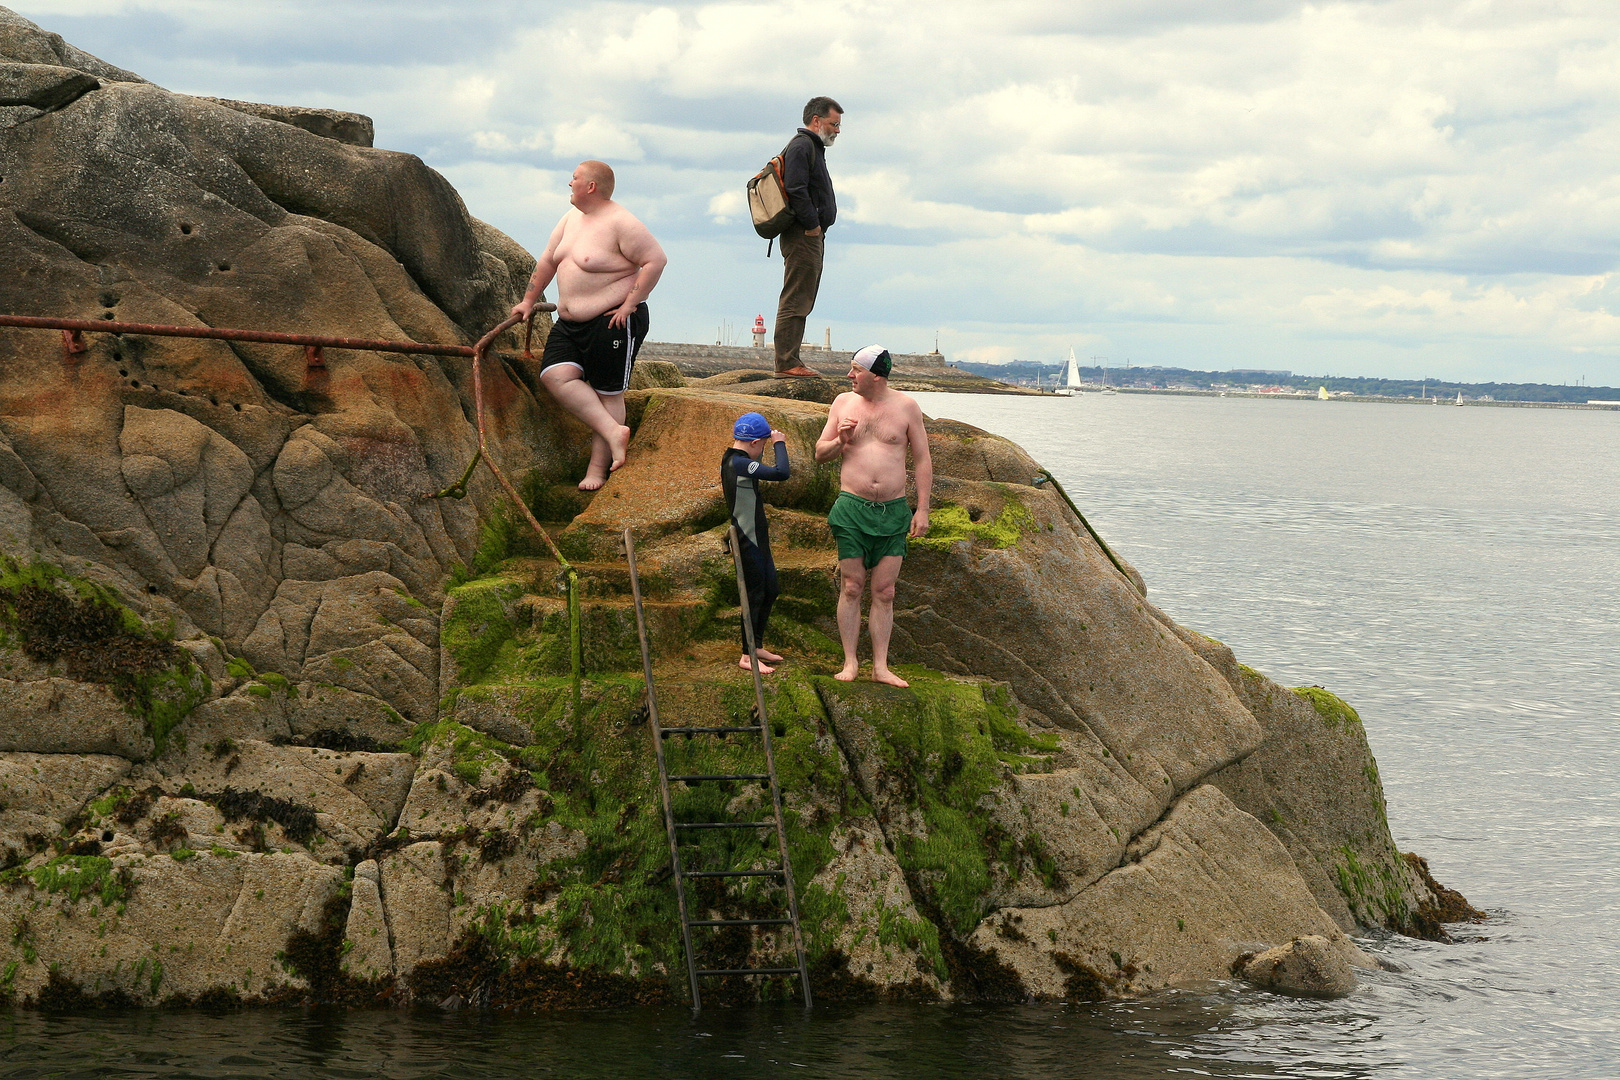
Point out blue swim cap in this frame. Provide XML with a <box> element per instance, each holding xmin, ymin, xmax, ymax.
<box><xmin>733</xmin><ymin>412</ymin><xmax>772</xmax><ymax>440</ymax></box>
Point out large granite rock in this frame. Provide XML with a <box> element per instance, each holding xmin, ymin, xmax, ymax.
<box><xmin>0</xmin><ymin>850</ymin><xmax>343</xmax><ymax>1005</ymax></box>
<box><xmin>0</xmin><ymin>7</ymin><xmax>1473</xmax><ymax>1011</ymax></box>
<box><xmin>965</xmin><ymin>785</ymin><xmax>1372</xmax><ymax>997</ymax></box>
<box><xmin>0</xmin><ymin>5</ymin><xmax>576</xmax><ymax>733</ymax></box>
<box><xmin>1180</xmin><ymin>625</ymin><xmax>1447</xmax><ymax>934</ymax></box>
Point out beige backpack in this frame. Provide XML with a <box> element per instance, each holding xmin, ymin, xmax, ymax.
<box><xmin>747</xmin><ymin>140</ymin><xmax>799</xmax><ymax>253</ymax></box>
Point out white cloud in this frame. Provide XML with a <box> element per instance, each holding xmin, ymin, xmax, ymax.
<box><xmin>549</xmin><ymin>116</ymin><xmax>645</xmax><ymax>161</ymax></box>
<box><xmin>13</xmin><ymin>0</ymin><xmax>1620</xmax><ymax>382</ymax></box>
<box><xmin>707</xmin><ymin>189</ymin><xmax>745</xmax><ymax>223</ymax></box>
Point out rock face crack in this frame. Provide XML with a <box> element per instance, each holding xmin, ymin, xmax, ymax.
<box><xmin>0</xmin><ymin>65</ymin><xmax>100</xmax><ymax>113</ymax></box>
<box><xmin>10</xmin><ymin>208</ymin><xmax>104</xmax><ymax>264</ymax></box>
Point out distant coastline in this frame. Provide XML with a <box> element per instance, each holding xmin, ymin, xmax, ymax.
<box><xmin>1064</xmin><ymin>386</ymin><xmax>1620</xmax><ymax>410</ymax></box>
<box><xmin>950</xmin><ymin>360</ymin><xmax>1619</xmax><ymax>406</ymax></box>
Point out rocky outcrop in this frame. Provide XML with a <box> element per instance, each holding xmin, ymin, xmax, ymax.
<box><xmin>2</xmin><ymin>850</ymin><xmax>344</xmax><ymax>1005</ymax></box>
<box><xmin>201</xmin><ymin>99</ymin><xmax>374</xmax><ymax>148</ymax></box>
<box><xmin>1236</xmin><ymin>935</ymin><xmax>1360</xmax><ymax>998</ymax></box>
<box><xmin>0</xmin><ymin>8</ymin><xmax>1473</xmax><ymax>1011</ymax></box>
<box><xmin>0</xmin><ymin>5</ymin><xmax>573</xmax><ymax>728</ymax></box>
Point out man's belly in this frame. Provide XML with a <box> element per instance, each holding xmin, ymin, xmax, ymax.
<box><xmin>838</xmin><ymin>448</ymin><xmax>908</xmax><ymax>502</ymax></box>
<box><xmin>555</xmin><ymin>264</ymin><xmax>637</xmax><ymax>322</ymax></box>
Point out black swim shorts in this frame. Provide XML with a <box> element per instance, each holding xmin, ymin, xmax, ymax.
<box><xmin>539</xmin><ymin>302</ymin><xmax>650</xmax><ymax>395</ymax></box>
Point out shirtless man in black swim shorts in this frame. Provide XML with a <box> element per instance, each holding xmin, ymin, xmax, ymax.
<box><xmin>814</xmin><ymin>345</ymin><xmax>932</xmax><ymax>687</ymax></box>
<box><xmin>512</xmin><ymin>160</ymin><xmax>668</xmax><ymax>490</ymax></box>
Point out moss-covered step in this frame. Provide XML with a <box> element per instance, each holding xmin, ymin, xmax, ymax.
<box><xmin>502</xmin><ymin>557</ymin><xmax>683</xmax><ymax>602</ymax></box>
<box><xmin>439</xmin><ymin>567</ymin><xmax>716</xmax><ymax>687</ymax></box>
<box><xmin>514</xmin><ymin>595</ymin><xmax>714</xmax><ymax>675</ymax></box>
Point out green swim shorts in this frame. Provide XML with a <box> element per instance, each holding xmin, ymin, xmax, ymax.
<box><xmin>828</xmin><ymin>492</ymin><xmax>910</xmax><ymax>568</ymax></box>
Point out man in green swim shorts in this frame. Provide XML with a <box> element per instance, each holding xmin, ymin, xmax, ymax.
<box><xmin>814</xmin><ymin>345</ymin><xmax>932</xmax><ymax>687</ymax></box>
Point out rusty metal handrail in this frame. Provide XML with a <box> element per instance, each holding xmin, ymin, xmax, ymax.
<box><xmin>1</xmin><ymin>307</ymin><xmax>570</xmax><ymax>564</ymax></box>
<box><xmin>0</xmin><ymin>313</ymin><xmax>485</xmax><ymax>358</ymax></box>
<box><xmin>464</xmin><ymin>312</ymin><xmax>574</xmax><ymax>571</ymax></box>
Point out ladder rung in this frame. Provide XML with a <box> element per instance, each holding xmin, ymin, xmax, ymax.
<box><xmin>674</xmin><ymin>821</ymin><xmax>774</xmax><ymax>830</ymax></box>
<box><xmin>661</xmin><ymin>726</ymin><xmax>762</xmax><ymax>736</ymax></box>
<box><xmin>682</xmin><ymin>869</ymin><xmax>784</xmax><ymax>878</ymax></box>
<box><xmin>670</xmin><ymin>774</ymin><xmax>769</xmax><ymax>783</ymax></box>
<box><xmin>687</xmin><ymin>918</ymin><xmax>792</xmax><ymax>927</ymax></box>
<box><xmin>697</xmin><ymin>967</ymin><xmax>802</xmax><ymax>977</ymax></box>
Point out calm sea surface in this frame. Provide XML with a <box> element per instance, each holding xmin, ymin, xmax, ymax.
<box><xmin>4</xmin><ymin>393</ymin><xmax>1617</xmax><ymax>1078</ymax></box>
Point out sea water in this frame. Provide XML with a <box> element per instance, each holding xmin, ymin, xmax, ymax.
<box><xmin>3</xmin><ymin>394</ymin><xmax>1616</xmax><ymax>1078</ymax></box>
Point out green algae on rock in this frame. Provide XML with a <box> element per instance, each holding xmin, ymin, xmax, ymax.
<box><xmin>912</xmin><ymin>496</ymin><xmax>1039</xmax><ymax>554</ymax></box>
<box><xmin>1294</xmin><ymin>686</ymin><xmax>1362</xmax><ymax>729</ymax></box>
<box><xmin>0</xmin><ymin>560</ymin><xmax>209</xmax><ymax>754</ymax></box>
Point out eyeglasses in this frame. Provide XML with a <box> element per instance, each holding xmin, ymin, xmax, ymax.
<box><xmin>823</xmin><ymin>120</ymin><xmax>841</xmax><ymax>130</ymax></box>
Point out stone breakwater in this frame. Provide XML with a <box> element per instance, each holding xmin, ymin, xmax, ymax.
<box><xmin>637</xmin><ymin>342</ymin><xmax>947</xmax><ymax>368</ymax></box>
<box><xmin>0</xmin><ymin>6</ymin><xmax>1475</xmax><ymax>1010</ymax></box>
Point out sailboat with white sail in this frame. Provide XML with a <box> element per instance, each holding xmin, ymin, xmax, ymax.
<box><xmin>1054</xmin><ymin>348</ymin><xmax>1084</xmax><ymax>397</ymax></box>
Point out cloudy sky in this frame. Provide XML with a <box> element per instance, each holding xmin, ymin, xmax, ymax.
<box><xmin>20</xmin><ymin>0</ymin><xmax>1620</xmax><ymax>383</ymax></box>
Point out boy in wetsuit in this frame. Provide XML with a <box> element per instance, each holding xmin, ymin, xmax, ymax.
<box><xmin>721</xmin><ymin>412</ymin><xmax>790</xmax><ymax>673</ymax></box>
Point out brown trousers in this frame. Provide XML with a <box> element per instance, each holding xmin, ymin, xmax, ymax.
<box><xmin>773</xmin><ymin>227</ymin><xmax>824</xmax><ymax>372</ymax></box>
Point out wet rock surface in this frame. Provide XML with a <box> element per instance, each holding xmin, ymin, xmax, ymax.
<box><xmin>1237</xmin><ymin>934</ymin><xmax>1360</xmax><ymax>998</ymax></box>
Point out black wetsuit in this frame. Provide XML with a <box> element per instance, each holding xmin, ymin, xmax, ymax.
<box><xmin>721</xmin><ymin>441</ymin><xmax>789</xmax><ymax>653</ymax></box>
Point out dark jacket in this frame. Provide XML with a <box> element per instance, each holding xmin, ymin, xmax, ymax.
<box><xmin>782</xmin><ymin>129</ymin><xmax>836</xmax><ymax>232</ymax></box>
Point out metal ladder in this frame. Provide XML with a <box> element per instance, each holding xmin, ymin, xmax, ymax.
<box><xmin>623</xmin><ymin>526</ymin><xmax>812</xmax><ymax>1011</ymax></box>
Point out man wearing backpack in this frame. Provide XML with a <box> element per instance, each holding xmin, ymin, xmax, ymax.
<box><xmin>772</xmin><ymin>97</ymin><xmax>841</xmax><ymax>379</ymax></box>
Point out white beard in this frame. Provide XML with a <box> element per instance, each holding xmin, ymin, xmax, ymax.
<box><xmin>819</xmin><ymin>129</ymin><xmax>838</xmax><ymax>146</ymax></box>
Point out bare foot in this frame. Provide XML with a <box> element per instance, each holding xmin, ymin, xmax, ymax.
<box><xmin>834</xmin><ymin>663</ymin><xmax>859</xmax><ymax>682</ymax></box>
<box><xmin>607</xmin><ymin>424</ymin><xmax>631</xmax><ymax>471</ymax></box>
<box><xmin>756</xmin><ymin>649</ymin><xmax>784</xmax><ymax>663</ymax></box>
<box><xmin>871</xmin><ymin>668</ymin><xmax>909</xmax><ymax>688</ymax></box>
<box><xmin>738</xmin><ymin>655</ymin><xmax>775</xmax><ymax>674</ymax></box>
<box><xmin>578</xmin><ymin>470</ymin><xmax>608</xmax><ymax>492</ymax></box>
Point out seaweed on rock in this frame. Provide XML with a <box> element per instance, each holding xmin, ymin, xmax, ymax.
<box><xmin>0</xmin><ymin>560</ymin><xmax>208</xmax><ymax>750</ymax></box>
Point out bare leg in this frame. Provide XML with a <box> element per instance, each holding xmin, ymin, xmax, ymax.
<box><xmin>866</xmin><ymin>556</ymin><xmax>908</xmax><ymax>687</ymax></box>
<box><xmin>738</xmin><ymin>654</ymin><xmax>776</xmax><ymax>674</ymax></box>
<box><xmin>540</xmin><ymin>367</ymin><xmax>632</xmax><ymax>488</ymax></box>
<box><xmin>578</xmin><ymin>392</ymin><xmax>627</xmax><ymax>491</ymax></box>
<box><xmin>834</xmin><ymin>556</ymin><xmax>866</xmax><ymax>681</ymax></box>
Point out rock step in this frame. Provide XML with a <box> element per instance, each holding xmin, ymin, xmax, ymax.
<box><xmin>513</xmin><ymin>594</ymin><xmax>714</xmax><ymax>672</ymax></box>
<box><xmin>505</xmin><ymin>557</ymin><xmax>660</xmax><ymax>600</ymax></box>
<box><xmin>505</xmin><ymin>549</ymin><xmax>839</xmax><ymax>610</ymax></box>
